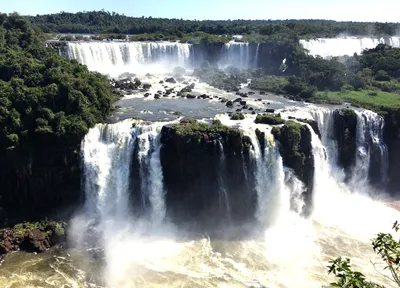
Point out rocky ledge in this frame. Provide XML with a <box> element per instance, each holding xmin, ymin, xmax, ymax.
<box><xmin>272</xmin><ymin>121</ymin><xmax>314</xmax><ymax>215</ymax></box>
<box><xmin>160</xmin><ymin>119</ymin><xmax>256</xmax><ymax>227</ymax></box>
<box><xmin>0</xmin><ymin>221</ymin><xmax>67</xmax><ymax>256</ymax></box>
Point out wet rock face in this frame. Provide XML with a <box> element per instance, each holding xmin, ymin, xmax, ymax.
<box><xmin>0</xmin><ymin>221</ymin><xmax>67</xmax><ymax>255</ymax></box>
<box><xmin>272</xmin><ymin>121</ymin><xmax>314</xmax><ymax>216</ymax></box>
<box><xmin>0</xmin><ymin>147</ymin><xmax>81</xmax><ymax>222</ymax></box>
<box><xmin>383</xmin><ymin>110</ymin><xmax>400</xmax><ymax>194</ymax></box>
<box><xmin>160</xmin><ymin>120</ymin><xmax>256</xmax><ymax>228</ymax></box>
<box><xmin>333</xmin><ymin>109</ymin><xmax>357</xmax><ymax>180</ymax></box>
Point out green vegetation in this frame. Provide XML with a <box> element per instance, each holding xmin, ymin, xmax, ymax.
<box><xmin>313</xmin><ymin>90</ymin><xmax>400</xmax><ymax>111</ymax></box>
<box><xmin>28</xmin><ymin>11</ymin><xmax>400</xmax><ymax>38</ymax></box>
<box><xmin>230</xmin><ymin>113</ymin><xmax>245</xmax><ymax>120</ymax></box>
<box><xmin>249</xmin><ymin>76</ymin><xmax>288</xmax><ymax>94</ymax></box>
<box><xmin>327</xmin><ymin>221</ymin><xmax>400</xmax><ymax>287</ymax></box>
<box><xmin>250</xmin><ymin>44</ymin><xmax>400</xmax><ymax>113</ymax></box>
<box><xmin>174</xmin><ymin>118</ymin><xmax>242</xmax><ymax>138</ymax></box>
<box><xmin>255</xmin><ymin>114</ymin><xmax>285</xmax><ymax>125</ymax></box>
<box><xmin>0</xmin><ymin>13</ymin><xmax>116</xmax><ymax>155</ymax></box>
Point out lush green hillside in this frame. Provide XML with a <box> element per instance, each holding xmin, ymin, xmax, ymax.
<box><xmin>0</xmin><ymin>13</ymin><xmax>117</xmax><ymax>219</ymax></box>
<box><xmin>29</xmin><ymin>11</ymin><xmax>400</xmax><ymax>38</ymax></box>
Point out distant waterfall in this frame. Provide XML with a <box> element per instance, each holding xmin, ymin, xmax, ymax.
<box><xmin>81</xmin><ymin>120</ymin><xmax>167</xmax><ymax>225</ymax></box>
<box><xmin>66</xmin><ymin>41</ymin><xmax>192</xmax><ymax>76</ymax></box>
<box><xmin>253</xmin><ymin>43</ymin><xmax>260</xmax><ymax>67</ymax></box>
<box><xmin>300</xmin><ymin>36</ymin><xmax>400</xmax><ymax>57</ymax></box>
<box><xmin>219</xmin><ymin>41</ymin><xmax>251</xmax><ymax>69</ymax></box>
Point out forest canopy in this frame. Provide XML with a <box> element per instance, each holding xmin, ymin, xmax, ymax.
<box><xmin>0</xmin><ymin>13</ymin><xmax>116</xmax><ymax>157</ymax></box>
<box><xmin>29</xmin><ymin>11</ymin><xmax>400</xmax><ymax>38</ymax></box>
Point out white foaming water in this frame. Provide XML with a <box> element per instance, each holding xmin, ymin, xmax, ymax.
<box><xmin>66</xmin><ymin>41</ymin><xmax>191</xmax><ymax>76</ymax></box>
<box><xmin>5</xmin><ymin>113</ymin><xmax>400</xmax><ymax>288</ymax></box>
<box><xmin>300</xmin><ymin>36</ymin><xmax>400</xmax><ymax>57</ymax></box>
<box><xmin>81</xmin><ymin>120</ymin><xmax>136</xmax><ymax>222</ymax></box>
<box><xmin>136</xmin><ymin>124</ymin><xmax>166</xmax><ymax>224</ymax></box>
<box><xmin>219</xmin><ymin>41</ymin><xmax>252</xmax><ymax>69</ymax></box>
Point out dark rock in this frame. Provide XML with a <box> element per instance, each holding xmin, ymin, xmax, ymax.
<box><xmin>297</xmin><ymin>119</ymin><xmax>321</xmax><ymax>138</ymax></box>
<box><xmin>248</xmin><ymin>91</ymin><xmax>255</xmax><ymax>95</ymax></box>
<box><xmin>236</xmin><ymin>109</ymin><xmax>242</xmax><ymax>112</ymax></box>
<box><xmin>159</xmin><ymin>80</ymin><xmax>164</xmax><ymax>84</ymax></box>
<box><xmin>226</xmin><ymin>101</ymin><xmax>233</xmax><ymax>108</ymax></box>
<box><xmin>160</xmin><ymin>120</ymin><xmax>256</xmax><ymax>228</ymax></box>
<box><xmin>260</xmin><ymin>91</ymin><xmax>266</xmax><ymax>95</ymax></box>
<box><xmin>143</xmin><ymin>83</ymin><xmax>152</xmax><ymax>90</ymax></box>
<box><xmin>240</xmin><ymin>101</ymin><xmax>247</xmax><ymax>106</ymax></box>
<box><xmin>186</xmin><ymin>94</ymin><xmax>196</xmax><ymax>99</ymax></box>
<box><xmin>252</xmin><ymin>111</ymin><xmax>256</xmax><ymax>115</ymax></box>
<box><xmin>255</xmin><ymin>128</ymin><xmax>266</xmax><ymax>154</ymax></box>
<box><xmin>272</xmin><ymin>121</ymin><xmax>314</xmax><ymax>216</ymax></box>
<box><xmin>0</xmin><ymin>221</ymin><xmax>67</xmax><ymax>256</ymax></box>
<box><xmin>248</xmin><ymin>107</ymin><xmax>254</xmax><ymax>111</ymax></box>
<box><xmin>154</xmin><ymin>94</ymin><xmax>161</xmax><ymax>99</ymax></box>
<box><xmin>200</xmin><ymin>94</ymin><xmax>208</xmax><ymax>99</ymax></box>
<box><xmin>165</xmin><ymin>77</ymin><xmax>177</xmax><ymax>84</ymax></box>
<box><xmin>257</xmin><ymin>98</ymin><xmax>262</xmax><ymax>101</ymax></box>
<box><xmin>181</xmin><ymin>83</ymin><xmax>195</xmax><ymax>93</ymax></box>
<box><xmin>144</xmin><ymin>93</ymin><xmax>151</xmax><ymax>98</ymax></box>
<box><xmin>334</xmin><ymin>108</ymin><xmax>357</xmax><ymax>180</ymax></box>
<box><xmin>234</xmin><ymin>98</ymin><xmax>242</xmax><ymax>103</ymax></box>
<box><xmin>265</xmin><ymin>109</ymin><xmax>275</xmax><ymax>113</ymax></box>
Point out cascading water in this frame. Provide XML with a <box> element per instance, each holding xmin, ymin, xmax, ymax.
<box><xmin>350</xmin><ymin>110</ymin><xmax>389</xmax><ymax>190</ymax></box>
<box><xmin>300</xmin><ymin>36</ymin><xmax>400</xmax><ymax>57</ymax></box>
<box><xmin>253</xmin><ymin>43</ymin><xmax>260</xmax><ymax>67</ymax></box>
<box><xmin>81</xmin><ymin>119</ymin><xmax>169</xmax><ymax>227</ymax></box>
<box><xmin>217</xmin><ymin>140</ymin><xmax>231</xmax><ymax>223</ymax></box>
<box><xmin>81</xmin><ymin>120</ymin><xmax>136</xmax><ymax>223</ymax></box>
<box><xmin>219</xmin><ymin>41</ymin><xmax>251</xmax><ymax>69</ymax></box>
<box><xmin>66</xmin><ymin>41</ymin><xmax>192</xmax><ymax>76</ymax></box>
<box><xmin>136</xmin><ymin>124</ymin><xmax>166</xmax><ymax>224</ymax></box>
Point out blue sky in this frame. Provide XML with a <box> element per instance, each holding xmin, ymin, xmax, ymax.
<box><xmin>2</xmin><ymin>0</ymin><xmax>399</xmax><ymax>22</ymax></box>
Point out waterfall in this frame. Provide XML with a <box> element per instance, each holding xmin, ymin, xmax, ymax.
<box><xmin>308</xmin><ymin>107</ymin><xmax>389</xmax><ymax>189</ymax></box>
<box><xmin>217</xmin><ymin>140</ymin><xmax>231</xmax><ymax>223</ymax></box>
<box><xmin>219</xmin><ymin>41</ymin><xmax>251</xmax><ymax>69</ymax></box>
<box><xmin>82</xmin><ymin>120</ymin><xmax>136</xmax><ymax>222</ymax></box>
<box><xmin>243</xmin><ymin>127</ymin><xmax>290</xmax><ymax>228</ymax></box>
<box><xmin>81</xmin><ymin>119</ymin><xmax>167</xmax><ymax>225</ymax></box>
<box><xmin>136</xmin><ymin>124</ymin><xmax>166</xmax><ymax>224</ymax></box>
<box><xmin>66</xmin><ymin>41</ymin><xmax>192</xmax><ymax>76</ymax></box>
<box><xmin>351</xmin><ymin>110</ymin><xmax>389</xmax><ymax>189</ymax></box>
<box><xmin>300</xmin><ymin>36</ymin><xmax>400</xmax><ymax>57</ymax></box>
<box><xmin>253</xmin><ymin>43</ymin><xmax>260</xmax><ymax>68</ymax></box>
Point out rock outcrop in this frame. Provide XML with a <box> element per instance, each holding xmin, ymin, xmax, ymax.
<box><xmin>333</xmin><ymin>108</ymin><xmax>357</xmax><ymax>180</ymax></box>
<box><xmin>272</xmin><ymin>121</ymin><xmax>314</xmax><ymax>216</ymax></box>
<box><xmin>160</xmin><ymin>119</ymin><xmax>256</xmax><ymax>228</ymax></box>
<box><xmin>0</xmin><ymin>221</ymin><xmax>67</xmax><ymax>256</ymax></box>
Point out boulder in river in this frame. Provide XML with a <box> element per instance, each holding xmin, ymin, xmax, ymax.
<box><xmin>165</xmin><ymin>77</ymin><xmax>177</xmax><ymax>84</ymax></box>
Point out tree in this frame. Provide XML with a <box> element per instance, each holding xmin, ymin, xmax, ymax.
<box><xmin>328</xmin><ymin>221</ymin><xmax>400</xmax><ymax>288</ymax></box>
